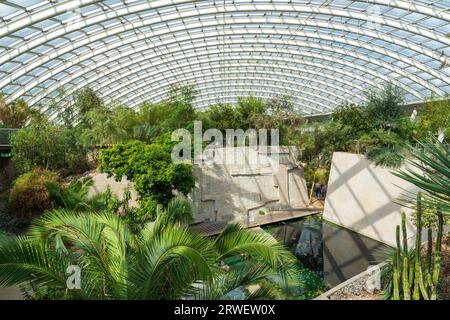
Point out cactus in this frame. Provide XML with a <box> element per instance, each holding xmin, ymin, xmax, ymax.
<box><xmin>430</xmin><ymin>212</ymin><xmax>443</xmax><ymax>300</ymax></box>
<box><xmin>392</xmin><ymin>250</ymin><xmax>400</xmax><ymax>300</ymax></box>
<box><xmin>390</xmin><ymin>193</ymin><xmax>443</xmax><ymax>300</ymax></box>
<box><xmin>426</xmin><ymin>227</ymin><xmax>433</xmax><ymax>273</ymax></box>
<box><xmin>401</xmin><ymin>211</ymin><xmax>410</xmax><ymax>300</ymax></box>
<box><xmin>412</xmin><ymin>193</ymin><xmax>423</xmax><ymax>300</ymax></box>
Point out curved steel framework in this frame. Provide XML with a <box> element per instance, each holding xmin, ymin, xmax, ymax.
<box><xmin>0</xmin><ymin>0</ymin><xmax>448</xmax><ymax>115</ymax></box>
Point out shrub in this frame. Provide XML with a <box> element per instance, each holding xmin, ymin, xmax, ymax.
<box><xmin>9</xmin><ymin>168</ymin><xmax>60</xmax><ymax>218</ymax></box>
<box><xmin>73</xmin><ymin>87</ymin><xmax>103</xmax><ymax>115</ymax></box>
<box><xmin>45</xmin><ymin>176</ymin><xmax>121</xmax><ymax>213</ymax></box>
<box><xmin>0</xmin><ymin>95</ymin><xmax>32</xmax><ymax>128</ymax></box>
<box><xmin>359</xmin><ymin>130</ymin><xmax>406</xmax><ymax>167</ymax></box>
<box><xmin>99</xmin><ymin>134</ymin><xmax>195</xmax><ymax>206</ymax></box>
<box><xmin>0</xmin><ymin>193</ymin><xmax>29</xmax><ymax>234</ymax></box>
<box><xmin>11</xmin><ymin>122</ymin><xmax>90</xmax><ymax>176</ymax></box>
<box><xmin>416</xmin><ymin>96</ymin><xmax>450</xmax><ymax>142</ymax></box>
<box><xmin>365</xmin><ymin>82</ymin><xmax>405</xmax><ymax>130</ymax></box>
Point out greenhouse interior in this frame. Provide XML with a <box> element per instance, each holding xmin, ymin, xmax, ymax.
<box><xmin>0</xmin><ymin>0</ymin><xmax>449</xmax><ymax>303</ymax></box>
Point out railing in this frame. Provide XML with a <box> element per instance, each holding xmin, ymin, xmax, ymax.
<box><xmin>0</xmin><ymin>128</ymin><xmax>17</xmax><ymax>147</ymax></box>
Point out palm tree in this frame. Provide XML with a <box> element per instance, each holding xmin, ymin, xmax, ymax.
<box><xmin>0</xmin><ymin>209</ymin><xmax>300</xmax><ymax>300</ymax></box>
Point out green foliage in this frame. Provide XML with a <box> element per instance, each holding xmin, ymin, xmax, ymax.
<box><xmin>45</xmin><ymin>176</ymin><xmax>122</xmax><ymax>213</ymax></box>
<box><xmin>81</xmin><ymin>104</ymin><xmax>139</xmax><ymax>146</ymax></box>
<box><xmin>416</xmin><ymin>96</ymin><xmax>450</xmax><ymax>142</ymax></box>
<box><xmin>8</xmin><ymin>168</ymin><xmax>60</xmax><ymax>218</ymax></box>
<box><xmin>10</xmin><ymin>122</ymin><xmax>90</xmax><ymax>176</ymax></box>
<box><xmin>99</xmin><ymin>134</ymin><xmax>195</xmax><ymax>206</ymax></box>
<box><xmin>365</xmin><ymin>82</ymin><xmax>405</xmax><ymax>130</ymax></box>
<box><xmin>299</xmin><ymin>82</ymin><xmax>419</xmax><ymax>169</ymax></box>
<box><xmin>204</xmin><ymin>103</ymin><xmax>241</xmax><ymax>132</ymax></box>
<box><xmin>156</xmin><ymin>197</ymin><xmax>194</xmax><ymax>226</ymax></box>
<box><xmin>0</xmin><ymin>96</ymin><xmax>33</xmax><ymax>128</ymax></box>
<box><xmin>0</xmin><ymin>197</ymin><xmax>28</xmax><ymax>234</ymax></box>
<box><xmin>359</xmin><ymin>130</ymin><xmax>406</xmax><ymax>167</ymax></box>
<box><xmin>0</xmin><ymin>208</ymin><xmax>301</xmax><ymax>300</ymax></box>
<box><xmin>382</xmin><ymin>139</ymin><xmax>450</xmax><ymax>300</ymax></box>
<box><xmin>296</xmin><ymin>268</ymin><xmax>326</xmax><ymax>299</ymax></box>
<box><xmin>332</xmin><ymin>104</ymin><xmax>370</xmax><ymax>135</ymax></box>
<box><xmin>301</xmin><ymin>121</ymin><xmax>360</xmax><ymax>169</ymax></box>
<box><xmin>79</xmin><ymin>86</ymin><xmax>197</xmax><ymax>146</ymax></box>
<box><xmin>197</xmin><ymin>95</ymin><xmax>304</xmax><ymax>145</ymax></box>
<box><xmin>73</xmin><ymin>87</ymin><xmax>103</xmax><ymax>115</ymax></box>
<box><xmin>125</xmin><ymin>197</ymin><xmax>158</xmax><ymax>231</ymax></box>
<box><xmin>235</xmin><ymin>96</ymin><xmax>267</xmax><ymax>129</ymax></box>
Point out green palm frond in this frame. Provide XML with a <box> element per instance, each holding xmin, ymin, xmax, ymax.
<box><xmin>0</xmin><ymin>234</ymin><xmax>78</xmax><ymax>298</ymax></box>
<box><xmin>0</xmin><ymin>206</ymin><xmax>301</xmax><ymax>300</ymax></box>
<box><xmin>154</xmin><ymin>197</ymin><xmax>194</xmax><ymax>227</ymax></box>
<box><xmin>213</xmin><ymin>224</ymin><xmax>299</xmax><ymax>282</ymax></box>
<box><xmin>245</xmin><ymin>280</ymin><xmax>285</xmax><ymax>300</ymax></box>
<box><xmin>191</xmin><ymin>264</ymin><xmax>283</xmax><ymax>300</ymax></box>
<box><xmin>29</xmin><ymin>209</ymin><xmax>121</xmax><ymax>296</ymax></box>
<box><xmin>128</xmin><ymin>223</ymin><xmax>217</xmax><ymax>299</ymax></box>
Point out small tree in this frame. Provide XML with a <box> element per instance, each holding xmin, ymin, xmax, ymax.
<box><xmin>365</xmin><ymin>82</ymin><xmax>405</xmax><ymax>130</ymax></box>
<box><xmin>99</xmin><ymin>134</ymin><xmax>195</xmax><ymax>206</ymax></box>
<box><xmin>0</xmin><ymin>95</ymin><xmax>32</xmax><ymax>128</ymax></box>
<box><xmin>73</xmin><ymin>87</ymin><xmax>103</xmax><ymax>115</ymax></box>
<box><xmin>11</xmin><ymin>122</ymin><xmax>90</xmax><ymax>176</ymax></box>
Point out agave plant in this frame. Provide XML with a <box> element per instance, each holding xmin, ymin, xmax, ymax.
<box><xmin>0</xmin><ymin>209</ymin><xmax>300</xmax><ymax>300</ymax></box>
<box><xmin>394</xmin><ymin>138</ymin><xmax>450</xmax><ymax>215</ymax></box>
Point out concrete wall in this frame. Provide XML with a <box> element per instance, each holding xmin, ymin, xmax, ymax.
<box><xmin>191</xmin><ymin>146</ymin><xmax>309</xmax><ymax>224</ymax></box>
<box><xmin>323</xmin><ymin>152</ymin><xmax>419</xmax><ymax>247</ymax></box>
<box><xmin>85</xmin><ymin>147</ymin><xmax>309</xmax><ymax>223</ymax></box>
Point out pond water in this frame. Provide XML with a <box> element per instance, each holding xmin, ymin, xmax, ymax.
<box><xmin>264</xmin><ymin>215</ymin><xmax>391</xmax><ymax>288</ymax></box>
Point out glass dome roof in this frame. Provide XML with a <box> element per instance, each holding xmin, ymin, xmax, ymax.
<box><xmin>0</xmin><ymin>0</ymin><xmax>449</xmax><ymax>115</ymax></box>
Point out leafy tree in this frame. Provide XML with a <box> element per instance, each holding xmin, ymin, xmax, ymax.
<box><xmin>99</xmin><ymin>134</ymin><xmax>195</xmax><ymax>206</ymax></box>
<box><xmin>365</xmin><ymin>82</ymin><xmax>405</xmax><ymax>130</ymax></box>
<box><xmin>359</xmin><ymin>130</ymin><xmax>406</xmax><ymax>167</ymax></box>
<box><xmin>236</xmin><ymin>96</ymin><xmax>267</xmax><ymax>129</ymax></box>
<box><xmin>332</xmin><ymin>104</ymin><xmax>371</xmax><ymax>136</ymax></box>
<box><xmin>0</xmin><ymin>209</ymin><xmax>300</xmax><ymax>300</ymax></box>
<box><xmin>0</xmin><ymin>95</ymin><xmax>33</xmax><ymax>128</ymax></box>
<box><xmin>10</xmin><ymin>122</ymin><xmax>90</xmax><ymax>176</ymax></box>
<box><xmin>204</xmin><ymin>103</ymin><xmax>240</xmax><ymax>132</ymax></box>
<box><xmin>81</xmin><ymin>104</ymin><xmax>139</xmax><ymax>147</ymax></box>
<box><xmin>73</xmin><ymin>87</ymin><xmax>103</xmax><ymax>115</ymax></box>
<box><xmin>416</xmin><ymin>96</ymin><xmax>450</xmax><ymax>142</ymax></box>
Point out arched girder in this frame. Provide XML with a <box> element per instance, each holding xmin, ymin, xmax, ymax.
<box><xmin>2</xmin><ymin>0</ymin><xmax>447</xmax><ymax>68</ymax></box>
<box><xmin>39</xmin><ymin>45</ymin><xmax>412</xmax><ymax>118</ymax></box>
<box><xmin>89</xmin><ymin>35</ymin><xmax>446</xmax><ymax>98</ymax></box>
<box><xmin>37</xmin><ymin>41</ymin><xmax>384</xmax><ymax>109</ymax></box>
<box><xmin>98</xmin><ymin>64</ymin><xmax>366</xmax><ymax>105</ymax></box>
<box><xmin>3</xmin><ymin>16</ymin><xmax>445</xmax><ymax>96</ymax></box>
<box><xmin>7</xmin><ymin>23</ymin><xmax>450</xmax><ymax>106</ymax></box>
<box><xmin>0</xmin><ymin>0</ymin><xmax>447</xmax><ymax>118</ymax></box>
<box><xmin>1</xmin><ymin>0</ymin><xmax>447</xmax><ymax>41</ymax></box>
<box><xmin>2</xmin><ymin>9</ymin><xmax>447</xmax><ymax>94</ymax></box>
<box><xmin>105</xmin><ymin>74</ymin><xmax>339</xmax><ymax>111</ymax></box>
<box><xmin>25</xmin><ymin>37</ymin><xmax>431</xmax><ymax>109</ymax></box>
<box><xmin>125</xmin><ymin>85</ymin><xmax>331</xmax><ymax>114</ymax></box>
<box><xmin>42</xmin><ymin>54</ymin><xmax>371</xmax><ymax>120</ymax></box>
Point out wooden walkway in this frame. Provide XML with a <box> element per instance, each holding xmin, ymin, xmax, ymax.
<box><xmin>190</xmin><ymin>208</ymin><xmax>322</xmax><ymax>236</ymax></box>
